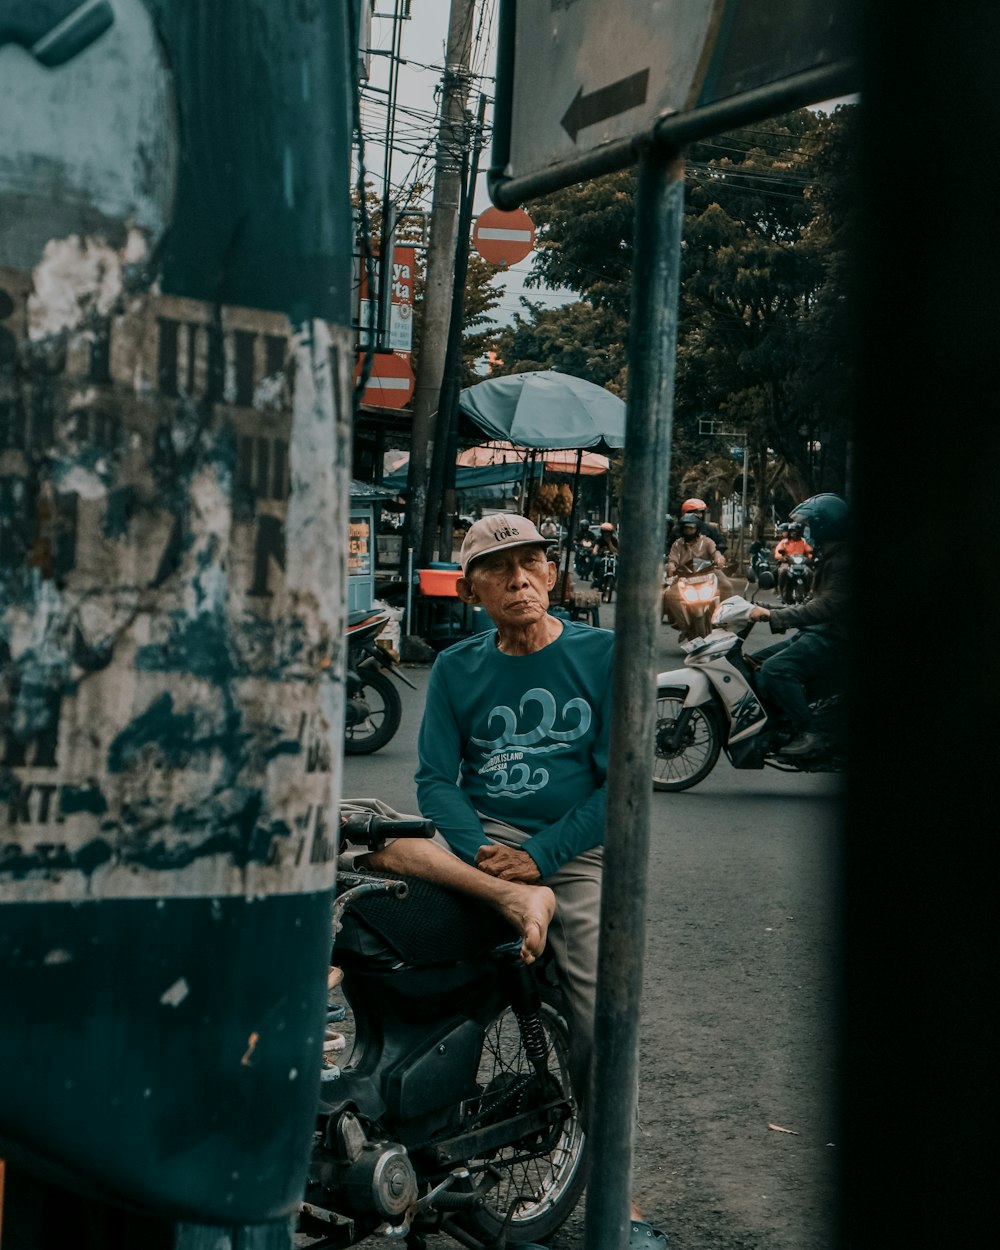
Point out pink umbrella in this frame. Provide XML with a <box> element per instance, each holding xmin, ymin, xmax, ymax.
<box><xmin>541</xmin><ymin>448</ymin><xmax>609</xmax><ymax>476</ymax></box>
<box><xmin>457</xmin><ymin>441</ymin><xmax>609</xmax><ymax>475</ymax></box>
<box><xmin>456</xmin><ymin>441</ymin><xmax>525</xmax><ymax>467</ymax></box>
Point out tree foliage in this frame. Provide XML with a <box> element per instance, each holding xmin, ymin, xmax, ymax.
<box><xmin>491</xmin><ymin>298</ymin><xmax>627</xmax><ymax>391</ymax></box>
<box><xmin>486</xmin><ymin>106</ymin><xmax>859</xmax><ymax>529</ymax></box>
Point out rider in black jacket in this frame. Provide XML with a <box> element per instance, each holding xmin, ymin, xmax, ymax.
<box><xmin>748</xmin><ymin>494</ymin><xmax>851</xmax><ymax>756</ymax></box>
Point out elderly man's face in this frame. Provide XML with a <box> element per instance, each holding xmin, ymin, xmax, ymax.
<box><xmin>458</xmin><ymin>545</ymin><xmax>557</xmax><ymax>629</ymax></box>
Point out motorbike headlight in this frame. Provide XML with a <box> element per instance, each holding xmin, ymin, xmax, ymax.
<box><xmin>697</xmin><ymin>582</ymin><xmax>716</xmax><ymax>601</ymax></box>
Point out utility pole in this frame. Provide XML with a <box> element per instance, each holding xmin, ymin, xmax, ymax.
<box><xmin>402</xmin><ymin>0</ymin><xmax>476</xmax><ymax>572</ymax></box>
<box><xmin>424</xmin><ymin>91</ymin><xmax>488</xmax><ymax>563</ymax></box>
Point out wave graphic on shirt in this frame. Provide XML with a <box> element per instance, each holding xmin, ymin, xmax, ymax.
<box><xmin>482</xmin><ymin>759</ymin><xmax>549</xmax><ymax>799</ymax></box>
<box><xmin>471</xmin><ymin>689</ymin><xmax>592</xmax><ymax>750</ymax></box>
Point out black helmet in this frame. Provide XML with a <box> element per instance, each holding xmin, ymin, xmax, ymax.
<box><xmin>680</xmin><ymin>515</ymin><xmax>701</xmax><ymax>534</ymax></box>
<box><xmin>789</xmin><ymin>493</ymin><xmax>848</xmax><ymax>545</ymax></box>
<box><xmin>787</xmin><ymin>521</ymin><xmax>804</xmax><ymax>538</ymax></box>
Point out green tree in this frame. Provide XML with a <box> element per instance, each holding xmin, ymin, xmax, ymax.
<box><xmin>483</xmin><ymin>107</ymin><xmax>859</xmax><ymax>530</ymax></box>
<box><xmin>492</xmin><ymin>298</ymin><xmax>627</xmax><ymax>391</ymax></box>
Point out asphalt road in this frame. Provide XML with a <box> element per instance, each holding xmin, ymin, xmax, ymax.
<box><xmin>339</xmin><ymin>589</ymin><xmax>843</xmax><ymax>1250</ymax></box>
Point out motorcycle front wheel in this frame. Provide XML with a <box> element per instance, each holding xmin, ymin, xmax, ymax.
<box><xmin>343</xmin><ymin>666</ymin><xmax>402</xmax><ymax>755</ymax></box>
<box><xmin>653</xmin><ymin>687</ymin><xmax>722</xmax><ymax>791</ymax></box>
<box><xmin>459</xmin><ymin>1002</ymin><xmax>587</xmax><ymax>1245</ymax></box>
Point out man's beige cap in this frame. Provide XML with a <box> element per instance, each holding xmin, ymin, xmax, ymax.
<box><xmin>458</xmin><ymin>514</ymin><xmax>550</xmax><ymax>574</ymax></box>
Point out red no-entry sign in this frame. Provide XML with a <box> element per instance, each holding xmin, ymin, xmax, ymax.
<box><xmin>472</xmin><ymin>206</ymin><xmax>535</xmax><ymax>267</ymax></box>
<box><xmin>354</xmin><ymin>351</ymin><xmax>414</xmax><ymax>409</ymax></box>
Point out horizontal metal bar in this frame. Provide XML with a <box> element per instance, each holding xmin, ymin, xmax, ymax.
<box><xmin>489</xmin><ymin>59</ymin><xmax>859</xmax><ymax>210</ymax></box>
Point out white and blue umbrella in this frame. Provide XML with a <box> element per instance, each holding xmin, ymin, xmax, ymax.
<box><xmin>458</xmin><ymin>369</ymin><xmax>625</xmax><ymax>451</ymax></box>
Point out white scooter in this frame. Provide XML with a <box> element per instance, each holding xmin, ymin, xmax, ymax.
<box><xmin>653</xmin><ymin>597</ymin><xmax>846</xmax><ymax>792</ymax></box>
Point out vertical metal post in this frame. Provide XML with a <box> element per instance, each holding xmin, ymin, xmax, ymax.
<box><xmin>429</xmin><ymin>92</ymin><xmax>488</xmax><ymax>561</ymax></box>
<box><xmin>584</xmin><ymin>142</ymin><xmax>685</xmax><ymax>1250</ymax></box>
<box><xmin>403</xmin><ymin>0</ymin><xmax>476</xmax><ymax>569</ymax></box>
<box><xmin>739</xmin><ymin>433</ymin><xmax>749</xmax><ymax>568</ymax></box>
<box><xmin>376</xmin><ymin>204</ymin><xmax>398</xmax><ymax>345</ymax></box>
<box><xmin>559</xmin><ymin>449</ymin><xmax>585</xmax><ymax>603</ymax></box>
<box><xmin>405</xmin><ymin>546</ymin><xmax>415</xmax><ymax>634</ymax></box>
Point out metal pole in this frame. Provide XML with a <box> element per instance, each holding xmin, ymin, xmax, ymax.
<box><xmin>584</xmin><ymin>142</ymin><xmax>684</xmax><ymax>1250</ymax></box>
<box><xmin>428</xmin><ymin>92</ymin><xmax>488</xmax><ymax>562</ymax></box>
<box><xmin>560</xmin><ymin>448</ymin><xmax>584</xmax><ymax>604</ymax></box>
<box><xmin>402</xmin><ymin>0</ymin><xmax>476</xmax><ymax>569</ymax></box>
<box><xmin>739</xmin><ymin>433</ymin><xmax>749</xmax><ymax>569</ymax></box>
<box><xmin>405</xmin><ymin>546</ymin><xmax>415</xmax><ymax>636</ymax></box>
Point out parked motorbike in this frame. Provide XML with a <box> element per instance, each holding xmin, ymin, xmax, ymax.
<box><xmin>779</xmin><ymin>553</ymin><xmax>813</xmax><ymax>604</ymax></box>
<box><xmin>592</xmin><ymin>550</ymin><xmax>617</xmax><ymax>602</ymax></box>
<box><xmin>652</xmin><ymin>596</ymin><xmax>846</xmax><ymax>791</ymax></box>
<box><xmin>345</xmin><ymin>608</ymin><xmax>415</xmax><ymax>755</ymax></box>
<box><xmin>661</xmin><ymin>557</ymin><xmax>721</xmax><ymax>641</ymax></box>
<box><xmin>299</xmin><ymin>808</ymin><xmax>588</xmax><ymax>1248</ymax></box>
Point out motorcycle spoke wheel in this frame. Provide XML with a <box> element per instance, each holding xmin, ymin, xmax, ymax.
<box><xmin>343</xmin><ymin>667</ymin><xmax>402</xmax><ymax>755</ymax></box>
<box><xmin>653</xmin><ymin>688</ymin><xmax>722</xmax><ymax>792</ymax></box>
<box><xmin>460</xmin><ymin>1004</ymin><xmax>587</xmax><ymax>1245</ymax></box>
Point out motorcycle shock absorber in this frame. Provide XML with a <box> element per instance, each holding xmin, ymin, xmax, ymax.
<box><xmin>501</xmin><ymin>948</ymin><xmax>549</xmax><ymax>1077</ymax></box>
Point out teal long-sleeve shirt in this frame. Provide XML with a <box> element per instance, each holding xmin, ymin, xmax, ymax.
<box><xmin>415</xmin><ymin>619</ymin><xmax>615</xmax><ymax>878</ymax></box>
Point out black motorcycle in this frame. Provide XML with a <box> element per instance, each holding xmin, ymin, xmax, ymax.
<box><xmin>779</xmin><ymin>554</ymin><xmax>813</xmax><ymax>604</ymax></box>
<box><xmin>573</xmin><ymin>538</ymin><xmax>596</xmax><ymax>581</ymax></box>
<box><xmin>345</xmin><ymin>608</ymin><xmax>415</xmax><ymax>755</ymax></box>
<box><xmin>592</xmin><ymin>551</ymin><xmax>617</xmax><ymax>602</ymax></box>
<box><xmin>299</xmin><ymin>809</ymin><xmax>588</xmax><ymax>1248</ymax></box>
<box><xmin>745</xmin><ymin>546</ymin><xmax>776</xmax><ymax>602</ymax></box>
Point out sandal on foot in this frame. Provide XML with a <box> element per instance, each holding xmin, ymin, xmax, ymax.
<box><xmin>630</xmin><ymin>1220</ymin><xmax>669</xmax><ymax>1248</ymax></box>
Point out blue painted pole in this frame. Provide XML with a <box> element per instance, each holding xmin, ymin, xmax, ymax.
<box><xmin>584</xmin><ymin>141</ymin><xmax>685</xmax><ymax>1250</ymax></box>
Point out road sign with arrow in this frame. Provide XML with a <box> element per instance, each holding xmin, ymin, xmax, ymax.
<box><xmin>489</xmin><ymin>0</ymin><xmax>858</xmax><ymax>207</ymax></box>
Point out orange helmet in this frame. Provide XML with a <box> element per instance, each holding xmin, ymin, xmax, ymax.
<box><xmin>600</xmin><ymin>522</ymin><xmax>614</xmax><ymax>532</ymax></box>
<box><xmin>681</xmin><ymin>497</ymin><xmax>707</xmax><ymax>515</ymax></box>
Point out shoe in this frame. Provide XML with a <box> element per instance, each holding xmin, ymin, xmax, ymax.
<box><xmin>630</xmin><ymin>1220</ymin><xmax>669</xmax><ymax>1247</ymax></box>
<box><xmin>778</xmin><ymin>729</ymin><xmax>824</xmax><ymax>756</ymax></box>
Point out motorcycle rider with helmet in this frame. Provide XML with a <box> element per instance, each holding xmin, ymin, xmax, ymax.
<box><xmin>596</xmin><ymin>519</ymin><xmax>619</xmax><ymax>553</ymax></box>
<box><xmin>667</xmin><ymin>497</ymin><xmax>728</xmax><ymax>554</ymax></box>
<box><xmin>667</xmin><ymin>497</ymin><xmax>734</xmax><ymax>598</ymax></box>
<box><xmin>748</xmin><ymin>494</ymin><xmax>851</xmax><ymax>756</ymax></box>
<box><xmin>662</xmin><ymin>515</ymin><xmax>727</xmax><ymax>639</ymax></box>
<box><xmin>774</xmin><ymin>520</ymin><xmax>814</xmax><ymax>601</ymax></box>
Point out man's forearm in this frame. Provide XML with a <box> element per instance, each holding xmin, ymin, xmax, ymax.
<box><xmin>416</xmin><ymin>778</ymin><xmax>488</xmax><ymax>864</ymax></box>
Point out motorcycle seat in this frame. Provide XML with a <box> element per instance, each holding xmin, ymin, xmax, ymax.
<box><xmin>334</xmin><ymin>872</ymin><xmax>517</xmax><ymax>969</ymax></box>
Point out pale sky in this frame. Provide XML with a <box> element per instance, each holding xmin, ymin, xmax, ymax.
<box><xmin>358</xmin><ymin>2</ymin><xmax>858</xmax><ymax>329</ymax></box>
<box><xmin>358</xmin><ymin>1</ymin><xmax>564</xmax><ymax>329</ymax></box>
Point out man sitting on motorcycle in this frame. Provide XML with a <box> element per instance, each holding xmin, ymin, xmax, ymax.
<box><xmin>773</xmin><ymin>520</ymin><xmax>814</xmax><ymax>599</ymax></box>
<box><xmin>748</xmin><ymin>493</ymin><xmax>851</xmax><ymax>756</ymax></box>
<box><xmin>356</xmin><ymin>514</ymin><xmax>665</xmax><ymax>1246</ymax></box>
<box><xmin>662</xmin><ymin>515</ymin><xmax>728</xmax><ymax>638</ymax></box>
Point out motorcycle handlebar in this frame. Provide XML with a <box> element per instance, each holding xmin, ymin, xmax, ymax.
<box><xmin>340</xmin><ymin>810</ymin><xmax>436</xmax><ymax>847</ymax></box>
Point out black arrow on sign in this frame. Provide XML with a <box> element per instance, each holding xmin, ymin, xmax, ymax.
<box><xmin>560</xmin><ymin>68</ymin><xmax>650</xmax><ymax>142</ymax></box>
